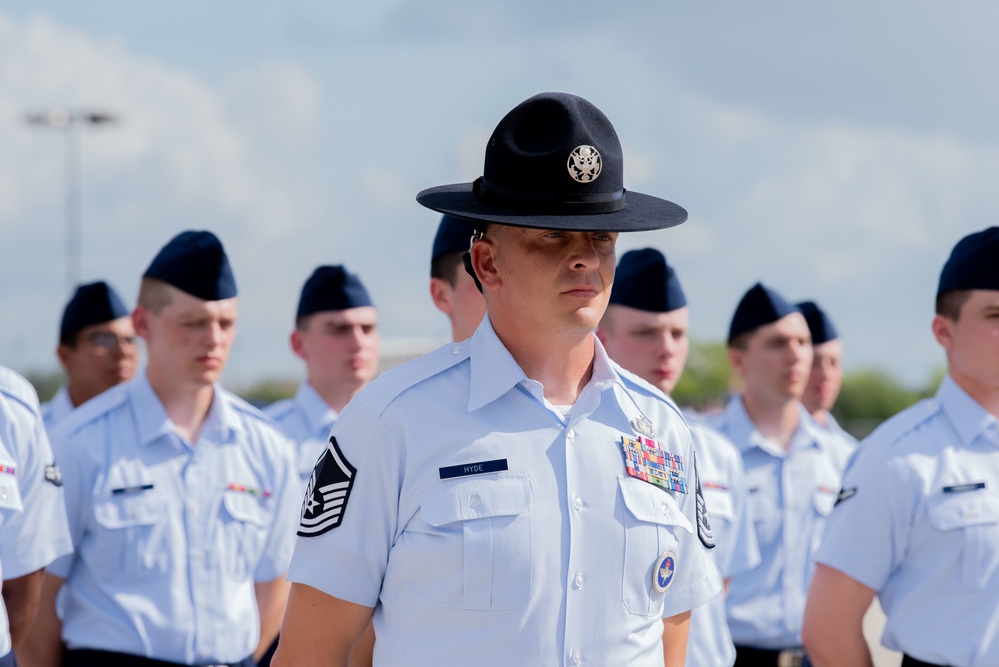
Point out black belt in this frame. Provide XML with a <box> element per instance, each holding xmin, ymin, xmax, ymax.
<box><xmin>65</xmin><ymin>649</ymin><xmax>254</xmax><ymax>667</ymax></box>
<box><xmin>734</xmin><ymin>645</ymin><xmax>808</xmax><ymax>667</ymax></box>
<box><xmin>902</xmin><ymin>655</ymin><xmax>947</xmax><ymax>667</ymax></box>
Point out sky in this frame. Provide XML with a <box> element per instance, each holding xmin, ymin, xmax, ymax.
<box><xmin>0</xmin><ymin>1</ymin><xmax>996</xmax><ymax>389</ymax></box>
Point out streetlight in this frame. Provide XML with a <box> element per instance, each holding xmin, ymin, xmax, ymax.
<box><xmin>25</xmin><ymin>108</ymin><xmax>120</xmax><ymax>294</ymax></box>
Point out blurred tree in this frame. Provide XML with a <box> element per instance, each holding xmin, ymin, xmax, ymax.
<box><xmin>672</xmin><ymin>341</ymin><xmax>732</xmax><ymax>411</ymax></box>
<box><xmin>24</xmin><ymin>369</ymin><xmax>64</xmax><ymax>403</ymax></box>
<box><xmin>235</xmin><ymin>379</ymin><xmax>297</xmax><ymax>409</ymax></box>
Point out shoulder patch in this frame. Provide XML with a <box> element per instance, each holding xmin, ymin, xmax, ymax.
<box><xmin>298</xmin><ymin>436</ymin><xmax>357</xmax><ymax>537</ymax></box>
<box><xmin>357</xmin><ymin>342</ymin><xmax>470</xmax><ymax>415</ymax></box>
<box><xmin>693</xmin><ymin>451</ymin><xmax>715</xmax><ymax>549</ymax></box>
<box><xmin>44</xmin><ymin>462</ymin><xmax>63</xmax><ymax>487</ymax></box>
<box><xmin>834</xmin><ymin>487</ymin><xmax>857</xmax><ymax>506</ymax></box>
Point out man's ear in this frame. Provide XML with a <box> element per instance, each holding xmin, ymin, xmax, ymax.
<box><xmin>728</xmin><ymin>347</ymin><xmax>745</xmax><ymax>378</ymax></box>
<box><xmin>429</xmin><ymin>278</ymin><xmax>454</xmax><ymax>316</ymax></box>
<box><xmin>931</xmin><ymin>314</ymin><xmax>955</xmax><ymax>351</ymax></box>
<box><xmin>290</xmin><ymin>329</ymin><xmax>308</xmax><ymax>361</ymax></box>
<box><xmin>132</xmin><ymin>306</ymin><xmax>150</xmax><ymax>340</ymax></box>
<box><xmin>471</xmin><ymin>239</ymin><xmax>500</xmax><ymax>291</ymax></box>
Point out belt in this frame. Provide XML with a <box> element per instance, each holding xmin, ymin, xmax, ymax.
<box><xmin>734</xmin><ymin>645</ymin><xmax>808</xmax><ymax>667</ymax></box>
<box><xmin>902</xmin><ymin>655</ymin><xmax>948</xmax><ymax>667</ymax></box>
<box><xmin>64</xmin><ymin>649</ymin><xmax>254</xmax><ymax>667</ymax></box>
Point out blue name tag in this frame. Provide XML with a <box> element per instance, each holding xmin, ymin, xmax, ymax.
<box><xmin>942</xmin><ymin>482</ymin><xmax>986</xmax><ymax>494</ymax></box>
<box><xmin>439</xmin><ymin>459</ymin><xmax>508</xmax><ymax>479</ymax></box>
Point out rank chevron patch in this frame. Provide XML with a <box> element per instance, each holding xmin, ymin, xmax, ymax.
<box><xmin>298</xmin><ymin>436</ymin><xmax>357</xmax><ymax>537</ymax></box>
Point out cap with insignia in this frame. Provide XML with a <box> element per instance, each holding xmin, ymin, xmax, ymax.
<box><xmin>416</xmin><ymin>92</ymin><xmax>687</xmax><ymax>232</ymax></box>
<box><xmin>937</xmin><ymin>226</ymin><xmax>999</xmax><ymax>295</ymax></box>
<box><xmin>296</xmin><ymin>266</ymin><xmax>373</xmax><ymax>321</ymax></box>
<box><xmin>143</xmin><ymin>231</ymin><xmax>237</xmax><ymax>300</ymax></box>
<box><xmin>796</xmin><ymin>301</ymin><xmax>839</xmax><ymax>344</ymax></box>
<box><xmin>610</xmin><ymin>248</ymin><xmax>687</xmax><ymax>313</ymax></box>
<box><xmin>59</xmin><ymin>281</ymin><xmax>130</xmax><ymax>344</ymax></box>
<box><xmin>431</xmin><ymin>215</ymin><xmax>478</xmax><ymax>263</ymax></box>
<box><xmin>728</xmin><ymin>283</ymin><xmax>799</xmax><ymax>344</ymax></box>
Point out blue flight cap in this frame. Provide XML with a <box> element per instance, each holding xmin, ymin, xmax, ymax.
<box><xmin>610</xmin><ymin>248</ymin><xmax>687</xmax><ymax>313</ymax></box>
<box><xmin>143</xmin><ymin>231</ymin><xmax>237</xmax><ymax>301</ymax></box>
<box><xmin>296</xmin><ymin>265</ymin><xmax>374</xmax><ymax>320</ymax></box>
<box><xmin>937</xmin><ymin>226</ymin><xmax>999</xmax><ymax>295</ymax></box>
<box><xmin>797</xmin><ymin>301</ymin><xmax>839</xmax><ymax>344</ymax></box>
<box><xmin>59</xmin><ymin>281</ymin><xmax>130</xmax><ymax>343</ymax></box>
<box><xmin>432</xmin><ymin>215</ymin><xmax>477</xmax><ymax>263</ymax></box>
<box><xmin>728</xmin><ymin>282</ymin><xmax>800</xmax><ymax>344</ymax></box>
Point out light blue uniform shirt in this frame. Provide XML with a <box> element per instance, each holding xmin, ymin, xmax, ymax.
<box><xmin>41</xmin><ymin>385</ymin><xmax>74</xmax><ymax>431</ymax></box>
<box><xmin>817</xmin><ymin>376</ymin><xmax>999</xmax><ymax>666</ymax></box>
<box><xmin>288</xmin><ymin>317</ymin><xmax>722</xmax><ymax>667</ymax></box>
<box><xmin>684</xmin><ymin>414</ymin><xmax>760</xmax><ymax>667</ymax></box>
<box><xmin>709</xmin><ymin>397</ymin><xmax>852</xmax><ymax>649</ymax></box>
<box><xmin>815</xmin><ymin>412</ymin><xmax>858</xmax><ymax>451</ymax></box>
<box><xmin>48</xmin><ymin>371</ymin><xmax>300</xmax><ymax>664</ymax></box>
<box><xmin>265</xmin><ymin>382</ymin><xmax>338</xmax><ymax>480</ymax></box>
<box><xmin>0</xmin><ymin>367</ymin><xmax>73</xmax><ymax>657</ymax></box>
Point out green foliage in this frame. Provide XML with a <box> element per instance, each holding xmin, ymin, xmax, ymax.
<box><xmin>833</xmin><ymin>369</ymin><xmax>921</xmax><ymax>423</ymax></box>
<box><xmin>23</xmin><ymin>369</ymin><xmax>65</xmax><ymax>403</ymax></box>
<box><xmin>672</xmin><ymin>341</ymin><xmax>731</xmax><ymax>410</ymax></box>
<box><xmin>234</xmin><ymin>379</ymin><xmax>297</xmax><ymax>409</ymax></box>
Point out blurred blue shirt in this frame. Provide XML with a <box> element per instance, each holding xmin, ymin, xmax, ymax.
<box><xmin>265</xmin><ymin>381</ymin><xmax>337</xmax><ymax>480</ymax></box>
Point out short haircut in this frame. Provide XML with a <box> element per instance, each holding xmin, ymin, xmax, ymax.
<box><xmin>59</xmin><ymin>329</ymin><xmax>81</xmax><ymax>348</ymax></box>
<box><xmin>295</xmin><ymin>313</ymin><xmax>314</xmax><ymax>332</ymax></box>
<box><xmin>431</xmin><ymin>251</ymin><xmax>465</xmax><ymax>287</ymax></box>
<box><xmin>728</xmin><ymin>330</ymin><xmax>752</xmax><ymax>351</ymax></box>
<box><xmin>137</xmin><ymin>277</ymin><xmax>174</xmax><ymax>315</ymax></box>
<box><xmin>936</xmin><ymin>289</ymin><xmax>971</xmax><ymax>321</ymax></box>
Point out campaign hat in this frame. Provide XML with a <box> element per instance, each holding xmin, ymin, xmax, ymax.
<box><xmin>417</xmin><ymin>92</ymin><xmax>687</xmax><ymax>232</ymax></box>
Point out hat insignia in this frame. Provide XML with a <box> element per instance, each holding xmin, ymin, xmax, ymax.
<box><xmin>567</xmin><ymin>145</ymin><xmax>602</xmax><ymax>183</ymax></box>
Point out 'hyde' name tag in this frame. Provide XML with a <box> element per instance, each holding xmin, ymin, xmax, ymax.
<box><xmin>439</xmin><ymin>459</ymin><xmax>508</xmax><ymax>480</ymax></box>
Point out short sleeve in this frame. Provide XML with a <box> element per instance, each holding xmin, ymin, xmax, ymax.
<box><xmin>45</xmin><ymin>423</ymin><xmax>87</xmax><ymax>580</ymax></box>
<box><xmin>286</xmin><ymin>401</ymin><xmax>402</xmax><ymax>607</ymax></box>
<box><xmin>254</xmin><ymin>429</ymin><xmax>302</xmax><ymax>582</ymax></box>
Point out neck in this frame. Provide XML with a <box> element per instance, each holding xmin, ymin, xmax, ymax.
<box><xmin>949</xmin><ymin>371</ymin><xmax>999</xmax><ymax>420</ymax></box>
<box><xmin>308</xmin><ymin>378</ymin><xmax>356</xmax><ymax>414</ymax></box>
<box><xmin>810</xmin><ymin>409</ymin><xmax>831</xmax><ymax>427</ymax></box>
<box><xmin>66</xmin><ymin>383</ymin><xmax>100</xmax><ymax>409</ymax></box>
<box><xmin>741</xmin><ymin>393</ymin><xmax>801</xmax><ymax>450</ymax></box>
<box><xmin>492</xmin><ymin>317</ymin><xmax>595</xmax><ymax>405</ymax></box>
<box><xmin>146</xmin><ymin>366</ymin><xmax>215</xmax><ymax>444</ymax></box>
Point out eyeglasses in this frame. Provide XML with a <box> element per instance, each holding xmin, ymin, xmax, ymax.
<box><xmin>86</xmin><ymin>332</ymin><xmax>138</xmax><ymax>350</ymax></box>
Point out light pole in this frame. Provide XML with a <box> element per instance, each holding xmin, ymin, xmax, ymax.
<box><xmin>25</xmin><ymin>108</ymin><xmax>119</xmax><ymax>294</ymax></box>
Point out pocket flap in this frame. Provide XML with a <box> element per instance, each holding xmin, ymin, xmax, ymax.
<box><xmin>222</xmin><ymin>491</ymin><xmax>266</xmax><ymax>525</ymax></box>
<box><xmin>619</xmin><ymin>477</ymin><xmax>693</xmax><ymax>534</ymax></box>
<box><xmin>703</xmin><ymin>487</ymin><xmax>734</xmax><ymax>520</ymax></box>
<box><xmin>928</xmin><ymin>492</ymin><xmax>999</xmax><ymax>530</ymax></box>
<box><xmin>421</xmin><ymin>473</ymin><xmax>531</xmax><ymax>527</ymax></box>
<box><xmin>813</xmin><ymin>490</ymin><xmax>837</xmax><ymax>517</ymax></box>
<box><xmin>94</xmin><ymin>494</ymin><xmax>163</xmax><ymax>528</ymax></box>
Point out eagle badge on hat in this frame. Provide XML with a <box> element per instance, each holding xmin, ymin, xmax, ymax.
<box><xmin>567</xmin><ymin>145</ymin><xmax>601</xmax><ymax>183</ymax></box>
<box><xmin>298</xmin><ymin>436</ymin><xmax>356</xmax><ymax>537</ymax></box>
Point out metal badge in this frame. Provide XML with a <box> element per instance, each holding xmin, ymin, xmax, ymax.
<box><xmin>630</xmin><ymin>415</ymin><xmax>655</xmax><ymax>439</ymax></box>
<box><xmin>653</xmin><ymin>551</ymin><xmax>677</xmax><ymax>594</ymax></box>
<box><xmin>567</xmin><ymin>145</ymin><xmax>602</xmax><ymax>183</ymax></box>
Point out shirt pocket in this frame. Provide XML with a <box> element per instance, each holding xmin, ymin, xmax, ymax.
<box><xmin>927</xmin><ymin>492</ymin><xmax>999</xmax><ymax>591</ymax></box>
<box><xmin>619</xmin><ymin>476</ymin><xmax>693</xmax><ymax>617</ymax></box>
<box><xmin>217</xmin><ymin>491</ymin><xmax>270</xmax><ymax>580</ymax></box>
<box><xmin>93</xmin><ymin>493</ymin><xmax>170</xmax><ymax>582</ymax></box>
<box><xmin>420</xmin><ymin>473</ymin><xmax>532</xmax><ymax>610</ymax></box>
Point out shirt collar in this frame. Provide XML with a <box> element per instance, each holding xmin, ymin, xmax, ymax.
<box><xmin>938</xmin><ymin>374</ymin><xmax>999</xmax><ymax>448</ymax></box>
<box><xmin>131</xmin><ymin>370</ymin><xmax>239</xmax><ymax>448</ymax></box>
<box><xmin>467</xmin><ymin>316</ymin><xmax>618</xmax><ymax>412</ymax></box>
<box><xmin>294</xmin><ymin>381</ymin><xmax>338</xmax><ymax>434</ymax></box>
<box><xmin>723</xmin><ymin>395</ymin><xmax>825</xmax><ymax>455</ymax></box>
<box><xmin>50</xmin><ymin>384</ymin><xmax>74</xmax><ymax>416</ymax></box>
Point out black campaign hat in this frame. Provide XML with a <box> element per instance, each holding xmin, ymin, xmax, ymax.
<box><xmin>416</xmin><ymin>92</ymin><xmax>687</xmax><ymax>232</ymax></box>
<box><xmin>937</xmin><ymin>226</ymin><xmax>999</xmax><ymax>295</ymax></box>
<box><xmin>728</xmin><ymin>283</ymin><xmax>800</xmax><ymax>344</ymax></box>
<box><xmin>610</xmin><ymin>248</ymin><xmax>687</xmax><ymax>313</ymax></box>
<box><xmin>144</xmin><ymin>231</ymin><xmax>237</xmax><ymax>301</ymax></box>
<box><xmin>431</xmin><ymin>215</ymin><xmax>477</xmax><ymax>263</ymax></box>
<box><xmin>296</xmin><ymin>266</ymin><xmax>373</xmax><ymax>320</ymax></box>
<box><xmin>60</xmin><ymin>281</ymin><xmax>130</xmax><ymax>342</ymax></box>
<box><xmin>796</xmin><ymin>301</ymin><xmax>839</xmax><ymax>344</ymax></box>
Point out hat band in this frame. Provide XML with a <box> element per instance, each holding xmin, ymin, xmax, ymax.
<box><xmin>474</xmin><ymin>177</ymin><xmax>626</xmax><ymax>214</ymax></box>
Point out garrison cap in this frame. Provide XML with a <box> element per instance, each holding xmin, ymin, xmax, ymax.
<box><xmin>143</xmin><ymin>231</ymin><xmax>237</xmax><ymax>300</ymax></box>
<box><xmin>60</xmin><ymin>281</ymin><xmax>130</xmax><ymax>343</ymax></box>
<box><xmin>417</xmin><ymin>92</ymin><xmax>687</xmax><ymax>232</ymax></box>
<box><xmin>728</xmin><ymin>283</ymin><xmax>799</xmax><ymax>344</ymax></box>
<box><xmin>797</xmin><ymin>301</ymin><xmax>839</xmax><ymax>345</ymax></box>
<box><xmin>937</xmin><ymin>226</ymin><xmax>999</xmax><ymax>295</ymax></box>
<box><xmin>432</xmin><ymin>215</ymin><xmax>477</xmax><ymax>263</ymax></box>
<box><xmin>296</xmin><ymin>266</ymin><xmax>373</xmax><ymax>320</ymax></box>
<box><xmin>610</xmin><ymin>248</ymin><xmax>687</xmax><ymax>313</ymax></box>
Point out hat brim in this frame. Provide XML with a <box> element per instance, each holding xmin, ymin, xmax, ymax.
<box><xmin>416</xmin><ymin>183</ymin><xmax>687</xmax><ymax>232</ymax></box>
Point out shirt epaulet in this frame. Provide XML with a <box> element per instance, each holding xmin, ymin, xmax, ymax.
<box><xmin>863</xmin><ymin>398</ymin><xmax>940</xmax><ymax>450</ymax></box>
<box><xmin>51</xmin><ymin>384</ymin><xmax>129</xmax><ymax>440</ymax></box>
<box><xmin>613</xmin><ymin>365</ymin><xmax>685</xmax><ymax>421</ymax></box>
<box><xmin>0</xmin><ymin>366</ymin><xmax>42</xmax><ymax>415</ymax></box>
<box><xmin>225</xmin><ymin>391</ymin><xmax>283</xmax><ymax>431</ymax></box>
<box><xmin>357</xmin><ymin>343</ymin><xmax>471</xmax><ymax>416</ymax></box>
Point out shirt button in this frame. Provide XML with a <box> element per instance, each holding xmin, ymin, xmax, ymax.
<box><xmin>468</xmin><ymin>493</ymin><xmax>481</xmax><ymax>508</ymax></box>
<box><xmin>574</xmin><ymin>572</ymin><xmax>584</xmax><ymax>588</ymax></box>
<box><xmin>572</xmin><ymin>649</ymin><xmax>583</xmax><ymax>664</ymax></box>
<box><xmin>451</xmin><ymin>346</ymin><xmax>462</xmax><ymax>355</ymax></box>
<box><xmin>567</xmin><ymin>429</ymin><xmax>575</xmax><ymax>440</ymax></box>
<box><xmin>661</xmin><ymin>502</ymin><xmax>670</xmax><ymax>517</ymax></box>
<box><xmin>573</xmin><ymin>497</ymin><xmax>583</xmax><ymax>512</ymax></box>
